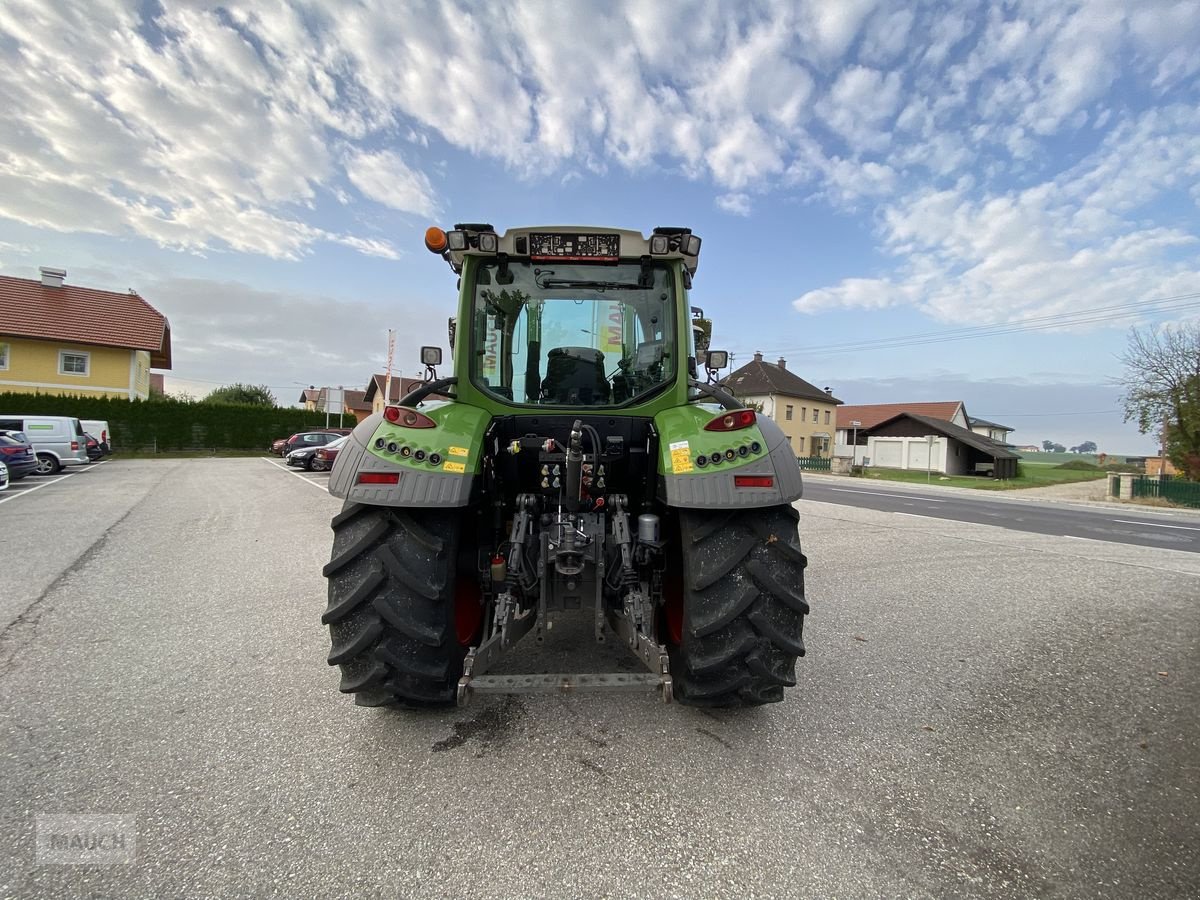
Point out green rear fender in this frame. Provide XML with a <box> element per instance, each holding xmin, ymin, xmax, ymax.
<box><xmin>327</xmin><ymin>402</ymin><xmax>490</xmax><ymax>507</ymax></box>
<box><xmin>654</xmin><ymin>404</ymin><xmax>803</xmax><ymax>508</ymax></box>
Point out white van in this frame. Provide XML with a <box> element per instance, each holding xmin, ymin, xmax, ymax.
<box><xmin>81</xmin><ymin>419</ymin><xmax>113</xmax><ymax>454</ymax></box>
<box><xmin>0</xmin><ymin>415</ymin><xmax>90</xmax><ymax>474</ymax></box>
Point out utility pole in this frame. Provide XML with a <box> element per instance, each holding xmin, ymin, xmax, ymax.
<box><xmin>850</xmin><ymin>420</ymin><xmax>861</xmax><ymax>465</ymax></box>
<box><xmin>927</xmin><ymin>434</ymin><xmax>934</xmax><ymax>484</ymax></box>
<box><xmin>384</xmin><ymin>329</ymin><xmax>396</xmax><ymax>410</ymax></box>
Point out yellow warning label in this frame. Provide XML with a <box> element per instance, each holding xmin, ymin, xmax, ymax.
<box><xmin>443</xmin><ymin>461</ymin><xmax>466</xmax><ymax>474</ymax></box>
<box><xmin>448</xmin><ymin>446</ymin><xmax>469</xmax><ymax>457</ymax></box>
<box><xmin>669</xmin><ymin>440</ymin><xmax>693</xmax><ymax>474</ymax></box>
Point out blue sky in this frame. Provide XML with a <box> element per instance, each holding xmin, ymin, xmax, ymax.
<box><xmin>1</xmin><ymin>0</ymin><xmax>1198</xmax><ymax>452</ymax></box>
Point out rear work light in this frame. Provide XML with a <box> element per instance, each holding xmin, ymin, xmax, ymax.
<box><xmin>357</xmin><ymin>472</ymin><xmax>399</xmax><ymax>485</ymax></box>
<box><xmin>704</xmin><ymin>409</ymin><xmax>756</xmax><ymax>432</ymax></box>
<box><xmin>384</xmin><ymin>406</ymin><xmax>436</xmax><ymax>428</ymax></box>
<box><xmin>734</xmin><ymin>475</ymin><xmax>774</xmax><ymax>488</ymax></box>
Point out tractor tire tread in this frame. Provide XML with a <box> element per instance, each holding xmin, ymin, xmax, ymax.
<box><xmin>325</xmin><ymin>503</ymin><xmax>466</xmax><ymax>708</ymax></box>
<box><xmin>669</xmin><ymin>505</ymin><xmax>808</xmax><ymax>707</ymax></box>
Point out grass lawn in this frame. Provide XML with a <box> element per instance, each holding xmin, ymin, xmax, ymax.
<box><xmin>851</xmin><ymin>463</ymin><xmax>1108</xmax><ymax>491</ymax></box>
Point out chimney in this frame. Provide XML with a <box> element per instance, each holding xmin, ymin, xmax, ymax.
<box><xmin>777</xmin><ymin>358</ymin><xmax>786</xmax><ymax>370</ymax></box>
<box><xmin>824</xmin><ymin>386</ymin><xmax>833</xmax><ymax>395</ymax></box>
<box><xmin>753</xmin><ymin>351</ymin><xmax>763</xmax><ymax>362</ymax></box>
<box><xmin>40</xmin><ymin>266</ymin><xmax>66</xmax><ymax>287</ymax></box>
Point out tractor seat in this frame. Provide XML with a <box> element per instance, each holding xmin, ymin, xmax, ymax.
<box><xmin>542</xmin><ymin>346</ymin><xmax>610</xmax><ymax>405</ymax></box>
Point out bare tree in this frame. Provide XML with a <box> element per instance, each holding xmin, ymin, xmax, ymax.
<box><xmin>1118</xmin><ymin>322</ymin><xmax>1200</xmax><ymax>479</ymax></box>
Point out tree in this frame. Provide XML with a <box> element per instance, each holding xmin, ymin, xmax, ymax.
<box><xmin>203</xmin><ymin>383</ymin><xmax>277</xmax><ymax>407</ymax></box>
<box><xmin>1070</xmin><ymin>441</ymin><xmax>1097</xmax><ymax>454</ymax></box>
<box><xmin>1042</xmin><ymin>440</ymin><xmax>1066</xmax><ymax>453</ymax></box>
<box><xmin>1119</xmin><ymin>323</ymin><xmax>1200</xmax><ymax>480</ymax></box>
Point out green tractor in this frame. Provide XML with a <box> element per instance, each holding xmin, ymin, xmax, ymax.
<box><xmin>322</xmin><ymin>224</ymin><xmax>809</xmax><ymax>708</ymax></box>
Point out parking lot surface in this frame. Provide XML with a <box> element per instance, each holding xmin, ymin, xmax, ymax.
<box><xmin>1</xmin><ymin>459</ymin><xmax>1197</xmax><ymax>898</ymax></box>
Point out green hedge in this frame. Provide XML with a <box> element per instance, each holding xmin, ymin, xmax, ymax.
<box><xmin>0</xmin><ymin>391</ymin><xmax>342</xmax><ymax>450</ymax></box>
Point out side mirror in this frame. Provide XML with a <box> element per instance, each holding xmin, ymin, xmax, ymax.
<box><xmin>420</xmin><ymin>346</ymin><xmax>443</xmax><ymax>366</ymax></box>
<box><xmin>705</xmin><ymin>350</ymin><xmax>728</xmax><ymax>369</ymax></box>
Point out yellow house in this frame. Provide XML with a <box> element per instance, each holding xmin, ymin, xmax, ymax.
<box><xmin>0</xmin><ymin>268</ymin><xmax>171</xmax><ymax>399</ymax></box>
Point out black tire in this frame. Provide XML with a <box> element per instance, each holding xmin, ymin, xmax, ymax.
<box><xmin>303</xmin><ymin>456</ymin><xmax>315</xmax><ymax>471</ymax></box>
<box><xmin>322</xmin><ymin>503</ymin><xmax>470</xmax><ymax>708</ymax></box>
<box><xmin>667</xmin><ymin>505</ymin><xmax>809</xmax><ymax>707</ymax></box>
<box><xmin>34</xmin><ymin>453</ymin><xmax>61</xmax><ymax>476</ymax></box>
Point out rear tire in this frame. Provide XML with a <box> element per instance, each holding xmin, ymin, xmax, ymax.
<box><xmin>34</xmin><ymin>453</ymin><xmax>60</xmax><ymax>476</ymax></box>
<box><xmin>667</xmin><ymin>505</ymin><xmax>809</xmax><ymax>707</ymax></box>
<box><xmin>322</xmin><ymin>503</ymin><xmax>472</xmax><ymax>708</ymax></box>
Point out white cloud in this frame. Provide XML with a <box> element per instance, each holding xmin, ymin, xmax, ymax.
<box><xmin>715</xmin><ymin>193</ymin><xmax>752</xmax><ymax>216</ymax></box>
<box><xmin>817</xmin><ymin>66</ymin><xmax>903</xmax><ymax>151</ymax></box>
<box><xmin>344</xmin><ymin>149</ymin><xmax>438</xmax><ymax>217</ymax></box>
<box><xmin>0</xmin><ymin>0</ymin><xmax>1196</xmax><ymax>284</ymax></box>
<box><xmin>796</xmin><ymin>105</ymin><xmax>1200</xmax><ymax>323</ymax></box>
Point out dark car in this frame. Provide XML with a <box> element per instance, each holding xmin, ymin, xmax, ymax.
<box><xmin>281</xmin><ymin>431</ymin><xmax>347</xmax><ymax>456</ymax></box>
<box><xmin>285</xmin><ymin>444</ymin><xmax>325</xmax><ymax>470</ymax></box>
<box><xmin>83</xmin><ymin>432</ymin><xmax>104</xmax><ymax>461</ymax></box>
<box><xmin>311</xmin><ymin>436</ymin><xmax>348</xmax><ymax>471</ymax></box>
<box><xmin>0</xmin><ymin>431</ymin><xmax>40</xmax><ymax>480</ymax></box>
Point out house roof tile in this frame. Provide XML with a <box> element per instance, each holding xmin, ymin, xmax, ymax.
<box><xmin>364</xmin><ymin>374</ymin><xmax>427</xmax><ymax>404</ymax></box>
<box><xmin>837</xmin><ymin>401</ymin><xmax>963</xmax><ymax>430</ymax></box>
<box><xmin>967</xmin><ymin>415</ymin><xmax>1013</xmax><ymax>431</ymax></box>
<box><xmin>721</xmin><ymin>356</ymin><xmax>842</xmax><ymax>404</ymax></box>
<box><xmin>0</xmin><ymin>274</ymin><xmax>172</xmax><ymax>368</ymax></box>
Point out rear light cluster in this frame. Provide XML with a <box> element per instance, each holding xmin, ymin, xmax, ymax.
<box><xmin>374</xmin><ymin>437</ymin><xmax>441</xmax><ymax>467</ymax></box>
<box><xmin>704</xmin><ymin>409</ymin><xmax>756</xmax><ymax>432</ymax></box>
<box><xmin>1</xmin><ymin>446</ymin><xmax>24</xmax><ymax>455</ymax></box>
<box><xmin>695</xmin><ymin>441</ymin><xmax>762</xmax><ymax>468</ymax></box>
<box><xmin>383</xmin><ymin>406</ymin><xmax>436</xmax><ymax>428</ymax></box>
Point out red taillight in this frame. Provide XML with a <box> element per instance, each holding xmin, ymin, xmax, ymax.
<box><xmin>384</xmin><ymin>406</ymin><xmax>436</xmax><ymax>428</ymax></box>
<box><xmin>358</xmin><ymin>472</ymin><xmax>399</xmax><ymax>485</ymax></box>
<box><xmin>1</xmin><ymin>447</ymin><xmax>21</xmax><ymax>455</ymax></box>
<box><xmin>71</xmin><ymin>441</ymin><xmax>79</xmax><ymax>450</ymax></box>
<box><xmin>734</xmin><ymin>475</ymin><xmax>774</xmax><ymax>488</ymax></box>
<box><xmin>704</xmin><ymin>409</ymin><xmax>756</xmax><ymax>432</ymax></box>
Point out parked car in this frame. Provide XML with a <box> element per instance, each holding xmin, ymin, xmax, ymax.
<box><xmin>285</xmin><ymin>445</ymin><xmax>324</xmax><ymax>470</ymax></box>
<box><xmin>80</xmin><ymin>419</ymin><xmax>113</xmax><ymax>455</ymax></box>
<box><xmin>0</xmin><ymin>431</ymin><xmax>40</xmax><ymax>480</ymax></box>
<box><xmin>270</xmin><ymin>436</ymin><xmax>291</xmax><ymax>455</ymax></box>
<box><xmin>83</xmin><ymin>433</ymin><xmax>104</xmax><ymax>461</ymax></box>
<box><xmin>311</xmin><ymin>436</ymin><xmax>348</xmax><ymax>471</ymax></box>
<box><xmin>0</xmin><ymin>415</ymin><xmax>89</xmax><ymax>474</ymax></box>
<box><xmin>0</xmin><ymin>460</ymin><xmax>8</xmax><ymax>492</ymax></box>
<box><xmin>281</xmin><ymin>431</ymin><xmax>346</xmax><ymax>456</ymax></box>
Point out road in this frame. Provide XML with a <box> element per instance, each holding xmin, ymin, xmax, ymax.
<box><xmin>1</xmin><ymin>459</ymin><xmax>1197</xmax><ymax>898</ymax></box>
<box><xmin>802</xmin><ymin>476</ymin><xmax>1200</xmax><ymax>553</ymax></box>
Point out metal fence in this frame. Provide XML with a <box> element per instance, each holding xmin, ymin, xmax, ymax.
<box><xmin>797</xmin><ymin>456</ymin><xmax>831</xmax><ymax>472</ymax></box>
<box><xmin>1131</xmin><ymin>475</ymin><xmax>1200</xmax><ymax>509</ymax></box>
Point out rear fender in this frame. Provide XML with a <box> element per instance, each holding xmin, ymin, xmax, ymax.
<box><xmin>654</xmin><ymin>404</ymin><xmax>803</xmax><ymax>508</ymax></box>
<box><xmin>328</xmin><ymin>402</ymin><xmax>490</xmax><ymax>507</ymax></box>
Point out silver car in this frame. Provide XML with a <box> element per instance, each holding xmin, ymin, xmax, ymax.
<box><xmin>0</xmin><ymin>415</ymin><xmax>91</xmax><ymax>474</ymax></box>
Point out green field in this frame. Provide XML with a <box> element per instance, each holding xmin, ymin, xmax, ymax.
<box><xmin>852</xmin><ymin>462</ymin><xmax>1108</xmax><ymax>491</ymax></box>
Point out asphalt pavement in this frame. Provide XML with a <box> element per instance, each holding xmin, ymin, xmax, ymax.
<box><xmin>1</xmin><ymin>459</ymin><xmax>1197</xmax><ymax>898</ymax></box>
<box><xmin>801</xmin><ymin>475</ymin><xmax>1200</xmax><ymax>553</ymax></box>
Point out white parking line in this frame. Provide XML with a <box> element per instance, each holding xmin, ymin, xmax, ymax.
<box><xmin>0</xmin><ymin>460</ymin><xmax>108</xmax><ymax>504</ymax></box>
<box><xmin>0</xmin><ymin>473</ymin><xmax>70</xmax><ymax>504</ymax></box>
<box><xmin>894</xmin><ymin>512</ymin><xmax>936</xmax><ymax>519</ymax></box>
<box><xmin>832</xmin><ymin>488</ymin><xmax>946</xmax><ymax>503</ymax></box>
<box><xmin>1111</xmin><ymin>519</ymin><xmax>1200</xmax><ymax>532</ymax></box>
<box><xmin>261</xmin><ymin>457</ymin><xmax>331</xmax><ymax>493</ymax></box>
